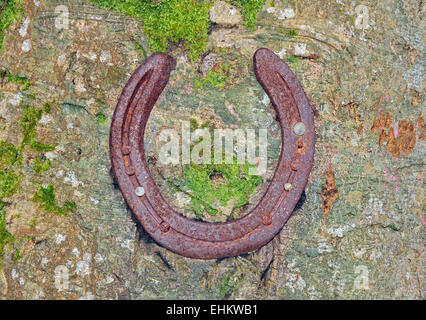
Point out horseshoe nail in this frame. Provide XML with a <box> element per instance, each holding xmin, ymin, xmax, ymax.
<box><xmin>109</xmin><ymin>48</ymin><xmax>315</xmax><ymax>259</ymax></box>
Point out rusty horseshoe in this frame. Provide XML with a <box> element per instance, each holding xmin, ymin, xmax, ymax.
<box><xmin>109</xmin><ymin>48</ymin><xmax>315</xmax><ymax>259</ymax></box>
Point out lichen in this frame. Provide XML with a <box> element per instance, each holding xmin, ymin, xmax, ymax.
<box><xmin>0</xmin><ymin>0</ymin><xmax>24</xmax><ymax>50</ymax></box>
<box><xmin>90</xmin><ymin>0</ymin><xmax>211</xmax><ymax>61</ymax></box>
<box><xmin>33</xmin><ymin>184</ymin><xmax>77</xmax><ymax>216</ymax></box>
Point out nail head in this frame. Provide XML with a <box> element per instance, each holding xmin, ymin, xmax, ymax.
<box><xmin>135</xmin><ymin>186</ymin><xmax>145</xmax><ymax>197</ymax></box>
<box><xmin>293</xmin><ymin>122</ymin><xmax>306</xmax><ymax>136</ymax></box>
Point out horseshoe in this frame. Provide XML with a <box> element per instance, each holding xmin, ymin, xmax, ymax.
<box><xmin>109</xmin><ymin>48</ymin><xmax>315</xmax><ymax>259</ymax></box>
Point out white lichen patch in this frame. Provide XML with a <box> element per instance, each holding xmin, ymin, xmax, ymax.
<box><xmin>19</xmin><ymin>18</ymin><xmax>30</xmax><ymax>37</ymax></box>
<box><xmin>82</xmin><ymin>52</ymin><xmax>97</xmax><ymax>61</ymax></box>
<box><xmin>94</xmin><ymin>253</ymin><xmax>104</xmax><ymax>263</ymax></box>
<box><xmin>75</xmin><ymin>253</ymin><xmax>92</xmax><ymax>276</ymax></box>
<box><xmin>294</xmin><ymin>43</ymin><xmax>309</xmax><ymax>57</ymax></box>
<box><xmin>57</xmin><ymin>53</ymin><xmax>67</xmax><ymax>66</ymax></box>
<box><xmin>100</xmin><ymin>50</ymin><xmax>112</xmax><ymax>64</ymax></box>
<box><xmin>11</xmin><ymin>269</ymin><xmax>18</xmax><ymax>280</ymax></box>
<box><xmin>277</xmin><ymin>8</ymin><xmax>295</xmax><ymax>20</ymax></box>
<box><xmin>74</xmin><ymin>78</ymin><xmax>87</xmax><ymax>94</ymax></box>
<box><xmin>64</xmin><ymin>171</ymin><xmax>84</xmax><ymax>187</ymax></box>
<box><xmin>40</xmin><ymin>114</ymin><xmax>53</xmax><ymax>124</ymax></box>
<box><xmin>89</xmin><ymin>196</ymin><xmax>99</xmax><ymax>205</ymax></box>
<box><xmin>260</xmin><ymin>93</ymin><xmax>270</xmax><ymax>106</ymax></box>
<box><xmin>326</xmin><ymin>224</ymin><xmax>356</xmax><ymax>237</ymax></box>
<box><xmin>116</xmin><ymin>237</ymin><xmax>134</xmax><ymax>252</ymax></box>
<box><xmin>55</xmin><ymin>234</ymin><xmax>66</xmax><ymax>244</ymax></box>
<box><xmin>21</xmin><ymin>39</ymin><xmax>32</xmax><ymax>52</ymax></box>
<box><xmin>275</xmin><ymin>48</ymin><xmax>287</xmax><ymax>59</ymax></box>
<box><xmin>8</xmin><ymin>93</ymin><xmax>22</xmax><ymax>106</ymax></box>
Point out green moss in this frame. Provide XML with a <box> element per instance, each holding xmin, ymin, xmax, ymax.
<box><xmin>30</xmin><ymin>140</ymin><xmax>56</xmax><ymax>152</ymax></box>
<box><xmin>90</xmin><ymin>0</ymin><xmax>211</xmax><ymax>61</ymax></box>
<box><xmin>182</xmin><ymin>160</ymin><xmax>262</xmax><ymax>217</ymax></box>
<box><xmin>0</xmin><ymin>169</ymin><xmax>21</xmax><ymax>203</ymax></box>
<box><xmin>43</xmin><ymin>102</ymin><xmax>51</xmax><ymax>114</ymax></box>
<box><xmin>0</xmin><ymin>140</ymin><xmax>20</xmax><ymax>169</ymax></box>
<box><xmin>286</xmin><ymin>55</ymin><xmax>299</xmax><ymax>67</ymax></box>
<box><xmin>287</xmin><ymin>28</ymin><xmax>298</xmax><ymax>38</ymax></box>
<box><xmin>33</xmin><ymin>158</ymin><xmax>51</xmax><ymax>175</ymax></box>
<box><xmin>5</xmin><ymin>70</ymin><xmax>31</xmax><ymax>91</ymax></box>
<box><xmin>232</xmin><ymin>0</ymin><xmax>266</xmax><ymax>30</ymax></box>
<box><xmin>133</xmin><ymin>40</ymin><xmax>147</xmax><ymax>59</ymax></box>
<box><xmin>18</xmin><ymin>105</ymin><xmax>42</xmax><ymax>146</ymax></box>
<box><xmin>28</xmin><ymin>217</ymin><xmax>37</xmax><ymax>229</ymax></box>
<box><xmin>96</xmin><ymin>112</ymin><xmax>107</xmax><ymax>124</ymax></box>
<box><xmin>194</xmin><ymin>63</ymin><xmax>230</xmax><ymax>89</ymax></box>
<box><xmin>33</xmin><ymin>184</ymin><xmax>77</xmax><ymax>216</ymax></box>
<box><xmin>0</xmin><ymin>0</ymin><xmax>24</xmax><ymax>50</ymax></box>
<box><xmin>0</xmin><ymin>209</ymin><xmax>15</xmax><ymax>263</ymax></box>
<box><xmin>219</xmin><ymin>273</ymin><xmax>239</xmax><ymax>296</ymax></box>
<box><xmin>189</xmin><ymin>118</ymin><xmax>198</xmax><ymax>132</ymax></box>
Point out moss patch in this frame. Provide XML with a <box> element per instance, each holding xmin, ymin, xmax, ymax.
<box><xmin>96</xmin><ymin>112</ymin><xmax>107</xmax><ymax>124</ymax></box>
<box><xmin>0</xmin><ymin>76</ymin><xmax>68</xmax><ymax>261</ymax></box>
<box><xmin>194</xmin><ymin>63</ymin><xmax>231</xmax><ymax>89</ymax></box>
<box><xmin>0</xmin><ymin>208</ymin><xmax>16</xmax><ymax>264</ymax></box>
<box><xmin>18</xmin><ymin>105</ymin><xmax>42</xmax><ymax>146</ymax></box>
<box><xmin>229</xmin><ymin>0</ymin><xmax>266</xmax><ymax>30</ymax></box>
<box><xmin>0</xmin><ymin>140</ymin><xmax>21</xmax><ymax>169</ymax></box>
<box><xmin>0</xmin><ymin>0</ymin><xmax>24</xmax><ymax>50</ymax></box>
<box><xmin>90</xmin><ymin>0</ymin><xmax>211</xmax><ymax>61</ymax></box>
<box><xmin>286</xmin><ymin>55</ymin><xmax>299</xmax><ymax>68</ymax></box>
<box><xmin>183</xmin><ymin>161</ymin><xmax>262</xmax><ymax>217</ymax></box>
<box><xmin>33</xmin><ymin>158</ymin><xmax>51</xmax><ymax>175</ymax></box>
<box><xmin>30</xmin><ymin>140</ymin><xmax>56</xmax><ymax>152</ymax></box>
<box><xmin>287</xmin><ymin>28</ymin><xmax>298</xmax><ymax>38</ymax></box>
<box><xmin>5</xmin><ymin>70</ymin><xmax>31</xmax><ymax>91</ymax></box>
<box><xmin>0</xmin><ymin>169</ymin><xmax>21</xmax><ymax>203</ymax></box>
<box><xmin>33</xmin><ymin>184</ymin><xmax>77</xmax><ymax>216</ymax></box>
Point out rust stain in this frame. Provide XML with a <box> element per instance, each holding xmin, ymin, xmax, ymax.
<box><xmin>371</xmin><ymin>112</ymin><xmax>420</xmax><ymax>158</ymax></box>
<box><xmin>320</xmin><ymin>163</ymin><xmax>339</xmax><ymax>221</ymax></box>
<box><xmin>411</xmin><ymin>90</ymin><xmax>421</xmax><ymax>107</ymax></box>
<box><xmin>417</xmin><ymin>115</ymin><xmax>425</xmax><ymax>140</ymax></box>
<box><xmin>357</xmin><ymin>123</ymin><xmax>363</xmax><ymax>136</ymax></box>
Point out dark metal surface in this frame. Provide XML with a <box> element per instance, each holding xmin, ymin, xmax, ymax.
<box><xmin>109</xmin><ymin>48</ymin><xmax>316</xmax><ymax>259</ymax></box>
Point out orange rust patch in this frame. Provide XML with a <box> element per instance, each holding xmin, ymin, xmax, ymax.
<box><xmin>320</xmin><ymin>163</ymin><xmax>339</xmax><ymax>221</ymax></box>
<box><xmin>371</xmin><ymin>113</ymin><xmax>420</xmax><ymax>158</ymax></box>
<box><xmin>371</xmin><ymin>112</ymin><xmax>392</xmax><ymax>132</ymax></box>
<box><xmin>418</xmin><ymin>116</ymin><xmax>425</xmax><ymax>140</ymax></box>
<box><xmin>411</xmin><ymin>90</ymin><xmax>421</xmax><ymax>107</ymax></box>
